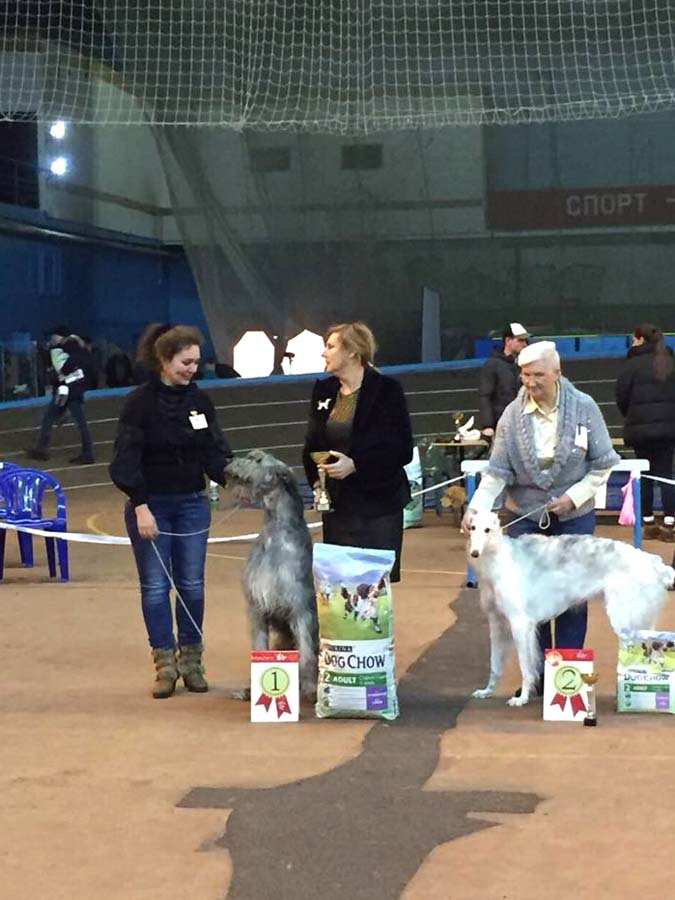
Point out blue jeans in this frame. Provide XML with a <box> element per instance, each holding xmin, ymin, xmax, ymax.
<box><xmin>504</xmin><ymin>510</ymin><xmax>595</xmax><ymax>655</ymax></box>
<box><xmin>124</xmin><ymin>492</ymin><xmax>210</xmax><ymax>650</ymax></box>
<box><xmin>37</xmin><ymin>398</ymin><xmax>93</xmax><ymax>455</ymax></box>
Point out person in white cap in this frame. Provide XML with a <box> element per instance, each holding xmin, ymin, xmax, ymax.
<box><xmin>465</xmin><ymin>341</ymin><xmax>620</xmax><ymax>688</ymax></box>
<box><xmin>478</xmin><ymin>322</ymin><xmax>530</xmax><ymax>440</ymax></box>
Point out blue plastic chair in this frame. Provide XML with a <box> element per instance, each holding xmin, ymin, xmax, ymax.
<box><xmin>0</xmin><ymin>461</ymin><xmax>32</xmax><ymax>566</ymax></box>
<box><xmin>0</xmin><ymin>468</ymin><xmax>69</xmax><ymax>581</ymax></box>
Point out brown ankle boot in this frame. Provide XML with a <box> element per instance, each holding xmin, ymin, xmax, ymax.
<box><xmin>177</xmin><ymin>643</ymin><xmax>208</xmax><ymax>693</ymax></box>
<box><xmin>151</xmin><ymin>648</ymin><xmax>178</xmax><ymax>699</ymax></box>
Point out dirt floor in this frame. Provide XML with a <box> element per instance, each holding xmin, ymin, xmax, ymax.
<box><xmin>2</xmin><ymin>490</ymin><xmax>675</xmax><ymax>900</ymax></box>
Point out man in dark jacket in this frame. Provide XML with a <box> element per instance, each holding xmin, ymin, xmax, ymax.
<box><xmin>26</xmin><ymin>325</ymin><xmax>95</xmax><ymax>464</ymax></box>
<box><xmin>478</xmin><ymin>322</ymin><xmax>530</xmax><ymax>439</ymax></box>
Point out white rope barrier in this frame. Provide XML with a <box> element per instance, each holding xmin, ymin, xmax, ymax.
<box><xmin>642</xmin><ymin>473</ymin><xmax>675</xmax><ymax>486</ymax></box>
<box><xmin>0</xmin><ymin>521</ymin><xmax>130</xmax><ymax>543</ymax></box>
<box><xmin>12</xmin><ymin>469</ymin><xmax>669</xmax><ymax>549</ymax></box>
<box><xmin>412</xmin><ymin>473</ymin><xmax>465</xmax><ymax>497</ymax></box>
<box><xmin>10</xmin><ymin>468</ymin><xmax>666</xmax><ymax>550</ymax></box>
<box><xmin>0</xmin><ymin>474</ymin><xmax>468</xmax><ymax>547</ymax></box>
<box><xmin>0</xmin><ymin>519</ymin><xmax>326</xmax><ymax>545</ymax></box>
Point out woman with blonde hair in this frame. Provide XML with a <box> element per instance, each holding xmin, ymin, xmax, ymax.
<box><xmin>303</xmin><ymin>322</ymin><xmax>413</xmax><ymax>581</ymax></box>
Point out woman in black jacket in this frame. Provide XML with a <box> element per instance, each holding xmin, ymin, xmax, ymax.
<box><xmin>110</xmin><ymin>324</ymin><xmax>232</xmax><ymax>698</ymax></box>
<box><xmin>303</xmin><ymin>322</ymin><xmax>413</xmax><ymax>581</ymax></box>
<box><xmin>616</xmin><ymin>323</ymin><xmax>675</xmax><ymax>538</ymax></box>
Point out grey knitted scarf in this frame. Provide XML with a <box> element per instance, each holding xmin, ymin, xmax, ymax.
<box><xmin>487</xmin><ymin>376</ymin><xmax>620</xmax><ymax>518</ymax></box>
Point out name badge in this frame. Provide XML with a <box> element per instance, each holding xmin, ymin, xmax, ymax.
<box><xmin>575</xmin><ymin>424</ymin><xmax>588</xmax><ymax>451</ymax></box>
<box><xmin>189</xmin><ymin>412</ymin><xmax>208</xmax><ymax>430</ymax></box>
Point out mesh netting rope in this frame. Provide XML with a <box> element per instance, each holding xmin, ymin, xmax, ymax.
<box><xmin>2</xmin><ymin>1</ymin><xmax>675</xmax><ymax>130</ymax></box>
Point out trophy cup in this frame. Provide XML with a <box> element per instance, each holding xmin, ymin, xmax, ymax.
<box><xmin>581</xmin><ymin>672</ymin><xmax>599</xmax><ymax>726</ymax></box>
<box><xmin>310</xmin><ymin>451</ymin><xmax>333</xmax><ymax>512</ymax></box>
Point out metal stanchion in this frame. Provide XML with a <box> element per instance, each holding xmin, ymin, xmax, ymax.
<box><xmin>461</xmin><ymin>460</ymin><xmax>489</xmax><ymax>588</ymax></box>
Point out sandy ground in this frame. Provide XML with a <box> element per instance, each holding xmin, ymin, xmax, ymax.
<box><xmin>2</xmin><ymin>490</ymin><xmax>675</xmax><ymax>899</ymax></box>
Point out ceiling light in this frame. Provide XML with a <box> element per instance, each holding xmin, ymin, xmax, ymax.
<box><xmin>49</xmin><ymin>156</ymin><xmax>69</xmax><ymax>176</ymax></box>
<box><xmin>49</xmin><ymin>120</ymin><xmax>67</xmax><ymax>140</ymax></box>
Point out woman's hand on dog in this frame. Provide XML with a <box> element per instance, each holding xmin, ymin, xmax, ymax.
<box><xmin>135</xmin><ymin>504</ymin><xmax>159</xmax><ymax>540</ymax></box>
<box><xmin>322</xmin><ymin>451</ymin><xmax>356</xmax><ymax>480</ymax></box>
<box><xmin>460</xmin><ymin>507</ymin><xmax>476</xmax><ymax>533</ymax></box>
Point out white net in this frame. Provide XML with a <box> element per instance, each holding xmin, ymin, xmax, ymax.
<box><xmin>1</xmin><ymin>1</ymin><xmax>675</xmax><ymax>131</ymax></box>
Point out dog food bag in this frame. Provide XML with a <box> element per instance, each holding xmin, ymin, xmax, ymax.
<box><xmin>313</xmin><ymin>542</ymin><xmax>398</xmax><ymax>720</ymax></box>
<box><xmin>617</xmin><ymin>630</ymin><xmax>675</xmax><ymax>713</ymax></box>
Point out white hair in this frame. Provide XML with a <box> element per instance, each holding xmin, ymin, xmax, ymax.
<box><xmin>534</xmin><ymin>347</ymin><xmax>560</xmax><ymax>371</ymax></box>
<box><xmin>517</xmin><ymin>340</ymin><xmax>560</xmax><ymax>371</ymax></box>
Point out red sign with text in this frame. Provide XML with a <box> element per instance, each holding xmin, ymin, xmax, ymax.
<box><xmin>486</xmin><ymin>185</ymin><xmax>675</xmax><ymax>230</ymax></box>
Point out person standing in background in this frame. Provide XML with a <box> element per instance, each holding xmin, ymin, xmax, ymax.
<box><xmin>104</xmin><ymin>344</ymin><xmax>134</xmax><ymax>388</ymax></box>
<box><xmin>81</xmin><ymin>336</ymin><xmax>100</xmax><ymax>391</ymax></box>
<box><xmin>478</xmin><ymin>322</ymin><xmax>530</xmax><ymax>441</ymax></box>
<box><xmin>26</xmin><ymin>325</ymin><xmax>95</xmax><ymax>464</ymax></box>
<box><xmin>616</xmin><ymin>323</ymin><xmax>675</xmax><ymax>540</ymax></box>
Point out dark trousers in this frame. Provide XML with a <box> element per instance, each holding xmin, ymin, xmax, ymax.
<box><xmin>631</xmin><ymin>440</ymin><xmax>675</xmax><ymax>519</ymax></box>
<box><xmin>322</xmin><ymin>508</ymin><xmax>404</xmax><ymax>582</ymax></box>
<box><xmin>36</xmin><ymin>398</ymin><xmax>93</xmax><ymax>455</ymax></box>
<box><xmin>504</xmin><ymin>510</ymin><xmax>595</xmax><ymax>655</ymax></box>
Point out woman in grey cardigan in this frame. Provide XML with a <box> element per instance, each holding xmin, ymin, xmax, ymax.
<box><xmin>466</xmin><ymin>341</ymin><xmax>620</xmax><ymax>679</ymax></box>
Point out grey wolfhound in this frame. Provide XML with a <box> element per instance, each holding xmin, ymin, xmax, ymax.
<box><xmin>225</xmin><ymin>450</ymin><xmax>318</xmax><ymax>698</ymax></box>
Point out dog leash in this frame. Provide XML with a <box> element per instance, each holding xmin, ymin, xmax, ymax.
<box><xmin>150</xmin><ymin>539</ymin><xmax>204</xmax><ymax>640</ymax></box>
<box><xmin>146</xmin><ymin>503</ymin><xmax>250</xmax><ymax>638</ymax></box>
<box><xmin>500</xmin><ymin>504</ymin><xmax>552</xmax><ymax>531</ymax></box>
<box><xmin>156</xmin><ymin>502</ymin><xmax>242</xmax><ymax>537</ymax></box>
<box><xmin>146</xmin><ymin>504</ymin><xmax>246</xmax><ymax>641</ymax></box>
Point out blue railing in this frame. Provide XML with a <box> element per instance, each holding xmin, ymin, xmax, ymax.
<box><xmin>474</xmin><ymin>333</ymin><xmax>675</xmax><ymax>359</ymax></box>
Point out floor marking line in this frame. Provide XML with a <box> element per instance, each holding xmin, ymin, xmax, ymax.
<box><xmin>85</xmin><ymin>512</ymin><xmax>108</xmax><ymax>536</ymax></box>
<box><xmin>403</xmin><ymin>568</ymin><xmax>465</xmax><ymax>575</ymax></box>
<box><xmin>207</xmin><ymin>552</ymin><xmax>247</xmax><ymax>561</ymax></box>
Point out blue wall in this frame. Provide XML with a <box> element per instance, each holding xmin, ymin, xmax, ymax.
<box><xmin>86</xmin><ymin>248</ymin><xmax>212</xmax><ymax>354</ymax></box>
<box><xmin>0</xmin><ymin>212</ymin><xmax>209</xmax><ymax>354</ymax></box>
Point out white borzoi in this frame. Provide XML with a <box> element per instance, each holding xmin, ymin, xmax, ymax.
<box><xmin>466</xmin><ymin>510</ymin><xmax>675</xmax><ymax>707</ymax></box>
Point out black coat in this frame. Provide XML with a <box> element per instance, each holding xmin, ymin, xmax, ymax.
<box><xmin>49</xmin><ymin>335</ymin><xmax>91</xmax><ymax>402</ymax></box>
<box><xmin>616</xmin><ymin>343</ymin><xmax>675</xmax><ymax>446</ymax></box>
<box><xmin>105</xmin><ymin>352</ymin><xmax>134</xmax><ymax>388</ymax></box>
<box><xmin>478</xmin><ymin>348</ymin><xmax>520</xmax><ymax>429</ymax></box>
<box><xmin>302</xmin><ymin>367</ymin><xmax>413</xmax><ymax>517</ymax></box>
<box><xmin>110</xmin><ymin>377</ymin><xmax>232</xmax><ymax>507</ymax></box>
